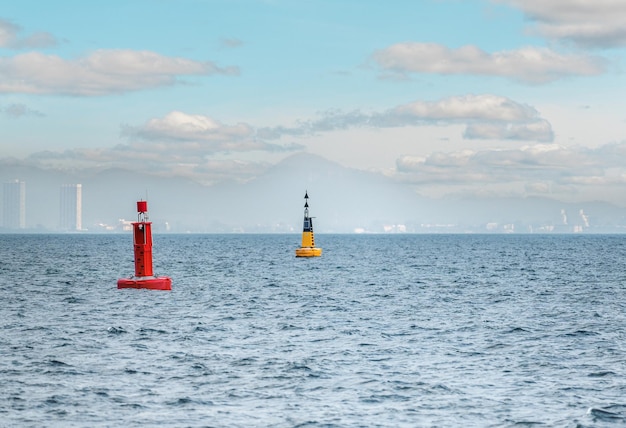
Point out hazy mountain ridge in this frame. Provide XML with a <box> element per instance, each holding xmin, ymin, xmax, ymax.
<box><xmin>1</xmin><ymin>153</ymin><xmax>625</xmax><ymax>233</ymax></box>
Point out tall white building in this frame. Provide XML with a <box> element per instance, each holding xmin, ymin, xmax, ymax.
<box><xmin>2</xmin><ymin>180</ymin><xmax>26</xmax><ymax>229</ymax></box>
<box><xmin>60</xmin><ymin>184</ymin><xmax>82</xmax><ymax>231</ymax></box>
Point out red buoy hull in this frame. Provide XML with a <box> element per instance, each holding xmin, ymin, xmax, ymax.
<box><xmin>117</xmin><ymin>276</ymin><xmax>172</xmax><ymax>291</ymax></box>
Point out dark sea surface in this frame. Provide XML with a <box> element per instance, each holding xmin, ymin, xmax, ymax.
<box><xmin>1</xmin><ymin>233</ymin><xmax>626</xmax><ymax>427</ymax></box>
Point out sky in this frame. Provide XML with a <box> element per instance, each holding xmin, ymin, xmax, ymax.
<box><xmin>2</xmin><ymin>0</ymin><xmax>626</xmax><ymax>206</ymax></box>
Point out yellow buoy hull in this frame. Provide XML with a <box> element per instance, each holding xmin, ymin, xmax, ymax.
<box><xmin>295</xmin><ymin>247</ymin><xmax>322</xmax><ymax>257</ymax></box>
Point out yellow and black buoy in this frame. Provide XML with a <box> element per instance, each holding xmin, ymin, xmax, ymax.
<box><xmin>296</xmin><ymin>191</ymin><xmax>322</xmax><ymax>257</ymax></box>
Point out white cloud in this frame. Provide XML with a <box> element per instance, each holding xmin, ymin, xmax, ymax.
<box><xmin>21</xmin><ymin>148</ymin><xmax>271</xmax><ymax>185</ymax></box>
<box><xmin>1</xmin><ymin>103</ymin><xmax>44</xmax><ymax>118</ymax></box>
<box><xmin>497</xmin><ymin>0</ymin><xmax>626</xmax><ymax>48</ymax></box>
<box><xmin>126</xmin><ymin>111</ymin><xmax>253</xmax><ymax>143</ymax></box>
<box><xmin>11</xmin><ymin>110</ymin><xmax>307</xmax><ymax>184</ymax></box>
<box><xmin>220</xmin><ymin>38</ymin><xmax>243</xmax><ymax>48</ymax></box>
<box><xmin>285</xmin><ymin>94</ymin><xmax>553</xmax><ymax>142</ymax></box>
<box><xmin>395</xmin><ymin>142</ymin><xmax>626</xmax><ymax>199</ymax></box>
<box><xmin>371</xmin><ymin>42</ymin><xmax>605</xmax><ymax>83</ymax></box>
<box><xmin>11</xmin><ymin>135</ymin><xmax>626</xmax><ymax>200</ymax></box>
<box><xmin>390</xmin><ymin>94</ymin><xmax>538</xmax><ymax>122</ymax></box>
<box><xmin>122</xmin><ymin>111</ymin><xmax>304</xmax><ymax>154</ymax></box>
<box><xmin>0</xmin><ymin>50</ymin><xmax>238</xmax><ymax>96</ymax></box>
<box><xmin>2</xmin><ymin>94</ymin><xmax>554</xmax><ymax>186</ymax></box>
<box><xmin>464</xmin><ymin>120</ymin><xmax>553</xmax><ymax>142</ymax></box>
<box><xmin>0</xmin><ymin>19</ymin><xmax>57</xmax><ymax>49</ymax></box>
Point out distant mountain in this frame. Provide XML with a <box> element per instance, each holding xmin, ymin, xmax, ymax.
<box><xmin>220</xmin><ymin>152</ymin><xmax>425</xmax><ymax>232</ymax></box>
<box><xmin>2</xmin><ymin>154</ymin><xmax>625</xmax><ymax>232</ymax></box>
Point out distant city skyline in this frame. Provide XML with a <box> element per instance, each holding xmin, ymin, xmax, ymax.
<box><xmin>59</xmin><ymin>184</ymin><xmax>82</xmax><ymax>231</ymax></box>
<box><xmin>1</xmin><ymin>180</ymin><xmax>87</xmax><ymax>231</ymax></box>
<box><xmin>2</xmin><ymin>180</ymin><xmax>25</xmax><ymax>229</ymax></box>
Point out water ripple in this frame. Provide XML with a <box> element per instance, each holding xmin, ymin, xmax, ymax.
<box><xmin>1</xmin><ymin>234</ymin><xmax>626</xmax><ymax>426</ymax></box>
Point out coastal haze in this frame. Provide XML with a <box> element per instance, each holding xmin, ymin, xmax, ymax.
<box><xmin>2</xmin><ymin>152</ymin><xmax>625</xmax><ymax>233</ymax></box>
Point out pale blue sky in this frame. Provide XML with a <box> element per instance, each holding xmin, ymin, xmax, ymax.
<box><xmin>2</xmin><ymin>0</ymin><xmax>626</xmax><ymax>204</ymax></box>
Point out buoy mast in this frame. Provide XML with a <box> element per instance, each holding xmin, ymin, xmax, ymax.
<box><xmin>133</xmin><ymin>200</ymin><xmax>153</xmax><ymax>277</ymax></box>
<box><xmin>117</xmin><ymin>200</ymin><xmax>172</xmax><ymax>290</ymax></box>
<box><xmin>295</xmin><ymin>191</ymin><xmax>322</xmax><ymax>257</ymax></box>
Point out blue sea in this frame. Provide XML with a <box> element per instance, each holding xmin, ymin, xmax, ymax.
<box><xmin>1</xmin><ymin>233</ymin><xmax>626</xmax><ymax>427</ymax></box>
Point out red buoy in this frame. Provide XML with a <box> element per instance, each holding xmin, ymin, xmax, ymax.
<box><xmin>117</xmin><ymin>200</ymin><xmax>172</xmax><ymax>290</ymax></box>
